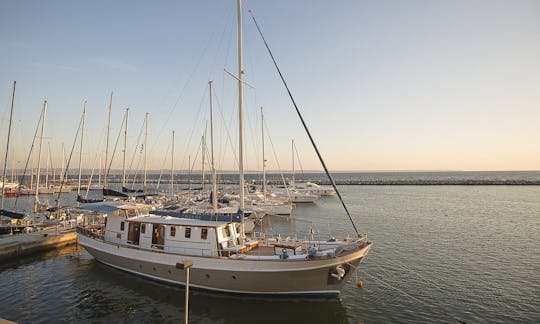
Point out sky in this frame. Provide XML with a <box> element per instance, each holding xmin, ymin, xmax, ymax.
<box><xmin>0</xmin><ymin>0</ymin><xmax>539</xmax><ymax>173</ymax></box>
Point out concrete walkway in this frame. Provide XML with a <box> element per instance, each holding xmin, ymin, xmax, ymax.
<box><xmin>0</xmin><ymin>227</ymin><xmax>77</xmax><ymax>262</ymax></box>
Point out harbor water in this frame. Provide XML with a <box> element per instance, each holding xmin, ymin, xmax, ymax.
<box><xmin>1</xmin><ymin>176</ymin><xmax>539</xmax><ymax>323</ymax></box>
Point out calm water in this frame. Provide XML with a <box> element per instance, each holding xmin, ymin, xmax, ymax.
<box><xmin>1</xmin><ymin>184</ymin><xmax>539</xmax><ymax>323</ymax></box>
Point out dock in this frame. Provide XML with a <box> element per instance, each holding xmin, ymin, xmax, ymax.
<box><xmin>0</xmin><ymin>227</ymin><xmax>77</xmax><ymax>262</ymax></box>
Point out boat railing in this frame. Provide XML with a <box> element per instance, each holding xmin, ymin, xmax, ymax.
<box><xmin>76</xmin><ymin>226</ymin><xmax>105</xmax><ymax>240</ymax></box>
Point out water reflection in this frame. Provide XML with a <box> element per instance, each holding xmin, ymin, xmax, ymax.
<box><xmin>76</xmin><ymin>258</ymin><xmax>350</xmax><ymax>323</ymax></box>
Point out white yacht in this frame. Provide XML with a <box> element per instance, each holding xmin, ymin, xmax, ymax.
<box><xmin>294</xmin><ymin>182</ymin><xmax>337</xmax><ymax>197</ymax></box>
<box><xmin>77</xmin><ymin>201</ymin><xmax>371</xmax><ymax>296</ymax></box>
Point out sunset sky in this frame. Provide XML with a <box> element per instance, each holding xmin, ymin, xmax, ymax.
<box><xmin>1</xmin><ymin>0</ymin><xmax>539</xmax><ymax>172</ymax></box>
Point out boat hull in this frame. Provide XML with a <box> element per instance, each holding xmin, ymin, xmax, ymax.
<box><xmin>78</xmin><ymin>233</ymin><xmax>371</xmax><ymax>296</ymax></box>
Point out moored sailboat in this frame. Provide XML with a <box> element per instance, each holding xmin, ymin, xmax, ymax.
<box><xmin>77</xmin><ymin>0</ymin><xmax>372</xmax><ymax>296</ymax></box>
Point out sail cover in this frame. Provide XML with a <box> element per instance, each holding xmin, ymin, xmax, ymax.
<box><xmin>0</xmin><ymin>209</ymin><xmax>25</xmax><ymax>219</ymax></box>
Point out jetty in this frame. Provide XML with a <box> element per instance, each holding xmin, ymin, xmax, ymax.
<box><xmin>0</xmin><ymin>227</ymin><xmax>77</xmax><ymax>263</ymax></box>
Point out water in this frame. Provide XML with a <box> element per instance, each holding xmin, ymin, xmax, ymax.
<box><xmin>1</xmin><ymin>183</ymin><xmax>539</xmax><ymax>323</ymax></box>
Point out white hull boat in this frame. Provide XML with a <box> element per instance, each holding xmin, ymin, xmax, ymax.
<box><xmin>77</xmin><ymin>202</ymin><xmax>371</xmax><ymax>296</ymax></box>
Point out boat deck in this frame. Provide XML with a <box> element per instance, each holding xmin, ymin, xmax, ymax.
<box><xmin>244</xmin><ymin>245</ymin><xmax>275</xmax><ymax>256</ymax></box>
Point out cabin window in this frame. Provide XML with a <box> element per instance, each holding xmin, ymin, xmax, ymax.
<box><xmin>185</xmin><ymin>227</ymin><xmax>191</xmax><ymax>239</ymax></box>
<box><xmin>120</xmin><ymin>221</ymin><xmax>125</xmax><ymax>231</ymax></box>
<box><xmin>170</xmin><ymin>226</ymin><xmax>176</xmax><ymax>237</ymax></box>
<box><xmin>201</xmin><ymin>228</ymin><xmax>208</xmax><ymax>240</ymax></box>
<box><xmin>141</xmin><ymin>224</ymin><xmax>146</xmax><ymax>234</ymax></box>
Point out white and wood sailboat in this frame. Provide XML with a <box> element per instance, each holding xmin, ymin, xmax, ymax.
<box><xmin>77</xmin><ymin>0</ymin><xmax>371</xmax><ymax>296</ymax></box>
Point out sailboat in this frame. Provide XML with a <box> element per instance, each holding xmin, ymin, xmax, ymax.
<box><xmin>1</xmin><ymin>81</ymin><xmax>25</xmax><ymax>234</ymax></box>
<box><xmin>76</xmin><ymin>0</ymin><xmax>371</xmax><ymax>296</ymax></box>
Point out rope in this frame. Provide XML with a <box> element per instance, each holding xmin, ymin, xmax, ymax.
<box><xmin>55</xmin><ymin>105</ymin><xmax>84</xmax><ymax>212</ymax></box>
<box><xmin>14</xmin><ymin>104</ymin><xmax>44</xmax><ymax>208</ymax></box>
<box><xmin>247</xmin><ymin>8</ymin><xmax>361</xmax><ymax>237</ymax></box>
<box><xmin>83</xmin><ymin>117</ymin><xmax>107</xmax><ymax>198</ymax></box>
<box><xmin>105</xmin><ymin>109</ymin><xmax>126</xmax><ymax>181</ymax></box>
<box><xmin>263</xmin><ymin>118</ymin><xmax>293</xmax><ymax>207</ymax></box>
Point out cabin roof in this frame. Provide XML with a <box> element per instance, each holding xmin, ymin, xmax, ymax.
<box><xmin>127</xmin><ymin>215</ymin><xmax>229</xmax><ymax>227</ymax></box>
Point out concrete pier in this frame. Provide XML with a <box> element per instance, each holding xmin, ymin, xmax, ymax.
<box><xmin>0</xmin><ymin>227</ymin><xmax>77</xmax><ymax>262</ymax></box>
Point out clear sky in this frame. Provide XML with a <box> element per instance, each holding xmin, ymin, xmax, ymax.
<box><xmin>1</xmin><ymin>0</ymin><xmax>539</xmax><ymax>173</ymax></box>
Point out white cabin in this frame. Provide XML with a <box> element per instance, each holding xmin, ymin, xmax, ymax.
<box><xmin>99</xmin><ymin>202</ymin><xmax>245</xmax><ymax>257</ymax></box>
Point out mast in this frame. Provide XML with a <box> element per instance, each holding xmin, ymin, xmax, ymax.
<box><xmin>51</xmin><ymin>147</ymin><xmax>56</xmax><ymax>183</ymax></box>
<box><xmin>10</xmin><ymin>144</ymin><xmax>15</xmax><ymax>183</ymax></box>
<box><xmin>1</xmin><ymin>81</ymin><xmax>16</xmax><ymax>210</ymax></box>
<box><xmin>98</xmin><ymin>156</ymin><xmax>102</xmax><ymax>187</ymax></box>
<box><xmin>188</xmin><ymin>155</ymin><xmax>191</xmax><ymax>200</ymax></box>
<box><xmin>45</xmin><ymin>143</ymin><xmax>50</xmax><ymax>189</ymax></box>
<box><xmin>122</xmin><ymin>108</ymin><xmax>129</xmax><ymax>188</ymax></box>
<box><xmin>171</xmin><ymin>130</ymin><xmax>175</xmax><ymax>196</ymax></box>
<box><xmin>291</xmin><ymin>139</ymin><xmax>295</xmax><ymax>187</ymax></box>
<box><xmin>209</xmin><ymin>81</ymin><xmax>217</xmax><ymax>212</ymax></box>
<box><xmin>77</xmin><ymin>100</ymin><xmax>87</xmax><ymax>195</ymax></box>
<box><xmin>237</xmin><ymin>0</ymin><xmax>245</xmax><ymax>231</ymax></box>
<box><xmin>61</xmin><ymin>144</ymin><xmax>66</xmax><ymax>183</ymax></box>
<box><xmin>144</xmin><ymin>112</ymin><xmax>148</xmax><ymax>189</ymax></box>
<box><xmin>34</xmin><ymin>100</ymin><xmax>47</xmax><ymax>210</ymax></box>
<box><xmin>104</xmin><ymin>92</ymin><xmax>113</xmax><ymax>189</ymax></box>
<box><xmin>261</xmin><ymin>107</ymin><xmax>266</xmax><ymax>199</ymax></box>
<box><xmin>201</xmin><ymin>133</ymin><xmax>205</xmax><ymax>193</ymax></box>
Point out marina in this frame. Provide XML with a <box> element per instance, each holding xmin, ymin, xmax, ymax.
<box><xmin>1</xmin><ymin>0</ymin><xmax>539</xmax><ymax>322</ymax></box>
<box><xmin>1</xmin><ymin>182</ymin><xmax>538</xmax><ymax>323</ymax></box>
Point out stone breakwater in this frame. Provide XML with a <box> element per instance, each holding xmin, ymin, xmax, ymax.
<box><xmin>293</xmin><ymin>179</ymin><xmax>540</xmax><ymax>186</ymax></box>
<box><xmin>82</xmin><ymin>178</ymin><xmax>540</xmax><ymax>186</ymax></box>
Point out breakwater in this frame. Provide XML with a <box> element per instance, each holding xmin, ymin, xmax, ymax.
<box><xmin>9</xmin><ymin>171</ymin><xmax>540</xmax><ymax>189</ymax></box>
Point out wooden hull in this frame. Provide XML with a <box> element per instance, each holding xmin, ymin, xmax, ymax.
<box><xmin>78</xmin><ymin>233</ymin><xmax>371</xmax><ymax>296</ymax></box>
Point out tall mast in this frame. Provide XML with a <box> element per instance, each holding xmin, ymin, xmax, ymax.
<box><xmin>61</xmin><ymin>144</ymin><xmax>66</xmax><ymax>183</ymax></box>
<box><xmin>45</xmin><ymin>143</ymin><xmax>50</xmax><ymax>188</ymax></box>
<box><xmin>34</xmin><ymin>100</ymin><xmax>47</xmax><ymax>210</ymax></box>
<box><xmin>261</xmin><ymin>107</ymin><xmax>266</xmax><ymax>198</ymax></box>
<box><xmin>122</xmin><ymin>108</ymin><xmax>129</xmax><ymax>188</ymax></box>
<box><xmin>1</xmin><ymin>81</ymin><xmax>16</xmax><ymax>210</ymax></box>
<box><xmin>104</xmin><ymin>92</ymin><xmax>113</xmax><ymax>188</ymax></box>
<box><xmin>144</xmin><ymin>112</ymin><xmax>148</xmax><ymax>189</ymax></box>
<box><xmin>98</xmin><ymin>156</ymin><xmax>102</xmax><ymax>187</ymax></box>
<box><xmin>201</xmin><ymin>133</ymin><xmax>205</xmax><ymax>193</ymax></box>
<box><xmin>291</xmin><ymin>139</ymin><xmax>295</xmax><ymax>187</ymax></box>
<box><xmin>188</xmin><ymin>154</ymin><xmax>191</xmax><ymax>200</ymax></box>
<box><xmin>10</xmin><ymin>144</ymin><xmax>15</xmax><ymax>183</ymax></box>
<box><xmin>77</xmin><ymin>100</ymin><xmax>87</xmax><ymax>195</ymax></box>
<box><xmin>237</xmin><ymin>0</ymin><xmax>245</xmax><ymax>221</ymax></box>
<box><xmin>52</xmin><ymin>146</ymin><xmax>56</xmax><ymax>182</ymax></box>
<box><xmin>171</xmin><ymin>131</ymin><xmax>175</xmax><ymax>196</ymax></box>
<box><xmin>209</xmin><ymin>81</ymin><xmax>217</xmax><ymax>212</ymax></box>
